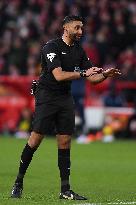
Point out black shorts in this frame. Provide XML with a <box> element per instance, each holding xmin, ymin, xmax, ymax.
<box><xmin>32</xmin><ymin>88</ymin><xmax>75</xmax><ymax>135</ymax></box>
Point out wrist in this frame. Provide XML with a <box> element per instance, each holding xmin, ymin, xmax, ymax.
<box><xmin>74</xmin><ymin>68</ymin><xmax>87</xmax><ymax>78</ymax></box>
<box><xmin>74</xmin><ymin>71</ymin><xmax>81</xmax><ymax>78</ymax></box>
<box><xmin>79</xmin><ymin>70</ymin><xmax>87</xmax><ymax>77</ymax></box>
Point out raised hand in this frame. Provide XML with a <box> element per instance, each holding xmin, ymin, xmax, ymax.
<box><xmin>86</xmin><ymin>67</ymin><xmax>103</xmax><ymax>77</ymax></box>
<box><xmin>102</xmin><ymin>68</ymin><xmax>121</xmax><ymax>78</ymax></box>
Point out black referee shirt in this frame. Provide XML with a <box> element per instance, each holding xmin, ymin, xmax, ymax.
<box><xmin>39</xmin><ymin>38</ymin><xmax>93</xmax><ymax>94</ymax></box>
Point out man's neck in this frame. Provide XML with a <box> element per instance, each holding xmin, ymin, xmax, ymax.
<box><xmin>62</xmin><ymin>34</ymin><xmax>74</xmax><ymax>46</ymax></box>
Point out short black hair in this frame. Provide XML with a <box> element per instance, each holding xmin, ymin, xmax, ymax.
<box><xmin>62</xmin><ymin>15</ymin><xmax>83</xmax><ymax>26</ymax></box>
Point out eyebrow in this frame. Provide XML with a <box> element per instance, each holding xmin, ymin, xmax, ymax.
<box><xmin>74</xmin><ymin>24</ymin><xmax>83</xmax><ymax>28</ymax></box>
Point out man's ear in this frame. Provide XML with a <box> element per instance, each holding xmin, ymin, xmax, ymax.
<box><xmin>64</xmin><ymin>24</ymin><xmax>69</xmax><ymax>34</ymax></box>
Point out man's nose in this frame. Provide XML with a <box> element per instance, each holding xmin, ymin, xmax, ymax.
<box><xmin>79</xmin><ymin>29</ymin><xmax>82</xmax><ymax>35</ymax></box>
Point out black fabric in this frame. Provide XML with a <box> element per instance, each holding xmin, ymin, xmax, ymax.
<box><xmin>15</xmin><ymin>143</ymin><xmax>37</xmax><ymax>183</ymax></box>
<box><xmin>32</xmin><ymin>37</ymin><xmax>93</xmax><ymax>135</ymax></box>
<box><xmin>58</xmin><ymin>149</ymin><xmax>70</xmax><ymax>192</ymax></box>
<box><xmin>41</xmin><ymin>42</ymin><xmax>61</xmax><ymax>72</ymax></box>
<box><xmin>32</xmin><ymin>93</ymin><xmax>75</xmax><ymax>135</ymax></box>
<box><xmin>39</xmin><ymin>38</ymin><xmax>93</xmax><ymax>95</ymax></box>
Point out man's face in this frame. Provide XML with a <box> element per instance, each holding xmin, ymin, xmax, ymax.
<box><xmin>65</xmin><ymin>21</ymin><xmax>83</xmax><ymax>41</ymax></box>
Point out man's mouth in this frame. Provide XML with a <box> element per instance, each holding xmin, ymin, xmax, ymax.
<box><xmin>76</xmin><ymin>35</ymin><xmax>82</xmax><ymax>38</ymax></box>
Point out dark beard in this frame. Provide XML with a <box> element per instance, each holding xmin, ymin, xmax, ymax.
<box><xmin>70</xmin><ymin>33</ymin><xmax>81</xmax><ymax>42</ymax></box>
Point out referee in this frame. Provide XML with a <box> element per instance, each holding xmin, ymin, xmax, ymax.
<box><xmin>11</xmin><ymin>15</ymin><xmax>121</xmax><ymax>200</ymax></box>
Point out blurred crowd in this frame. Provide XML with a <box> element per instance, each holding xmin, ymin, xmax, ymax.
<box><xmin>0</xmin><ymin>0</ymin><xmax>136</xmax><ymax>79</ymax></box>
<box><xmin>0</xmin><ymin>0</ymin><xmax>136</xmax><ymax>138</ymax></box>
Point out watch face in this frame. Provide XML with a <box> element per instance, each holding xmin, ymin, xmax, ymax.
<box><xmin>74</xmin><ymin>66</ymin><xmax>80</xmax><ymax>72</ymax></box>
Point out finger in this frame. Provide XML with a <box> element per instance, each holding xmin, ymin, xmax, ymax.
<box><xmin>86</xmin><ymin>71</ymin><xmax>98</xmax><ymax>76</ymax></box>
<box><xmin>92</xmin><ymin>67</ymin><xmax>98</xmax><ymax>69</ymax></box>
<box><xmin>114</xmin><ymin>69</ymin><xmax>122</xmax><ymax>74</ymax></box>
<box><xmin>110</xmin><ymin>68</ymin><xmax>121</xmax><ymax>73</ymax></box>
<box><xmin>92</xmin><ymin>67</ymin><xmax>101</xmax><ymax>70</ymax></box>
<box><xmin>90</xmin><ymin>72</ymin><xmax>99</xmax><ymax>76</ymax></box>
<box><xmin>115</xmin><ymin>69</ymin><xmax>121</xmax><ymax>73</ymax></box>
<box><xmin>115</xmin><ymin>72</ymin><xmax>122</xmax><ymax>75</ymax></box>
<box><xmin>106</xmin><ymin>68</ymin><xmax>122</xmax><ymax>75</ymax></box>
<box><xmin>106</xmin><ymin>68</ymin><xmax>116</xmax><ymax>71</ymax></box>
<box><xmin>113</xmin><ymin>71</ymin><xmax>122</xmax><ymax>75</ymax></box>
<box><xmin>92</xmin><ymin>67</ymin><xmax>103</xmax><ymax>73</ymax></box>
<box><xmin>92</xmin><ymin>67</ymin><xmax>103</xmax><ymax>70</ymax></box>
<box><xmin>97</xmin><ymin>68</ymin><xmax>103</xmax><ymax>73</ymax></box>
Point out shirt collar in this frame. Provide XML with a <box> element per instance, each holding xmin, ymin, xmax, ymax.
<box><xmin>61</xmin><ymin>37</ymin><xmax>74</xmax><ymax>47</ymax></box>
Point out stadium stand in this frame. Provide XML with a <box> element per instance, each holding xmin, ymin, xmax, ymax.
<box><xmin>0</xmin><ymin>0</ymin><xmax>136</xmax><ymax>136</ymax></box>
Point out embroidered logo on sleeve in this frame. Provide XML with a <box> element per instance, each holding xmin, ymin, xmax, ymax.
<box><xmin>47</xmin><ymin>53</ymin><xmax>56</xmax><ymax>62</ymax></box>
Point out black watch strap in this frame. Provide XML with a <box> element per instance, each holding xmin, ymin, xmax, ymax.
<box><xmin>74</xmin><ymin>67</ymin><xmax>88</xmax><ymax>78</ymax></box>
<box><xmin>79</xmin><ymin>70</ymin><xmax>87</xmax><ymax>77</ymax></box>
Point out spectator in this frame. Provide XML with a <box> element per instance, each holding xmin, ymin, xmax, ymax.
<box><xmin>103</xmin><ymin>83</ymin><xmax>125</xmax><ymax>107</ymax></box>
<box><xmin>0</xmin><ymin>0</ymin><xmax>136</xmax><ymax>78</ymax></box>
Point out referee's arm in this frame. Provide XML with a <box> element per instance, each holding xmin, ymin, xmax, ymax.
<box><xmin>86</xmin><ymin>71</ymin><xmax>107</xmax><ymax>84</ymax></box>
<box><xmin>43</xmin><ymin>43</ymin><xmax>81</xmax><ymax>81</ymax></box>
<box><xmin>80</xmin><ymin>50</ymin><xmax>106</xmax><ymax>84</ymax></box>
<box><xmin>81</xmin><ymin>49</ymin><xmax>121</xmax><ymax>84</ymax></box>
<box><xmin>52</xmin><ymin>67</ymin><xmax>81</xmax><ymax>81</ymax></box>
<box><xmin>87</xmin><ymin>67</ymin><xmax>121</xmax><ymax>84</ymax></box>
